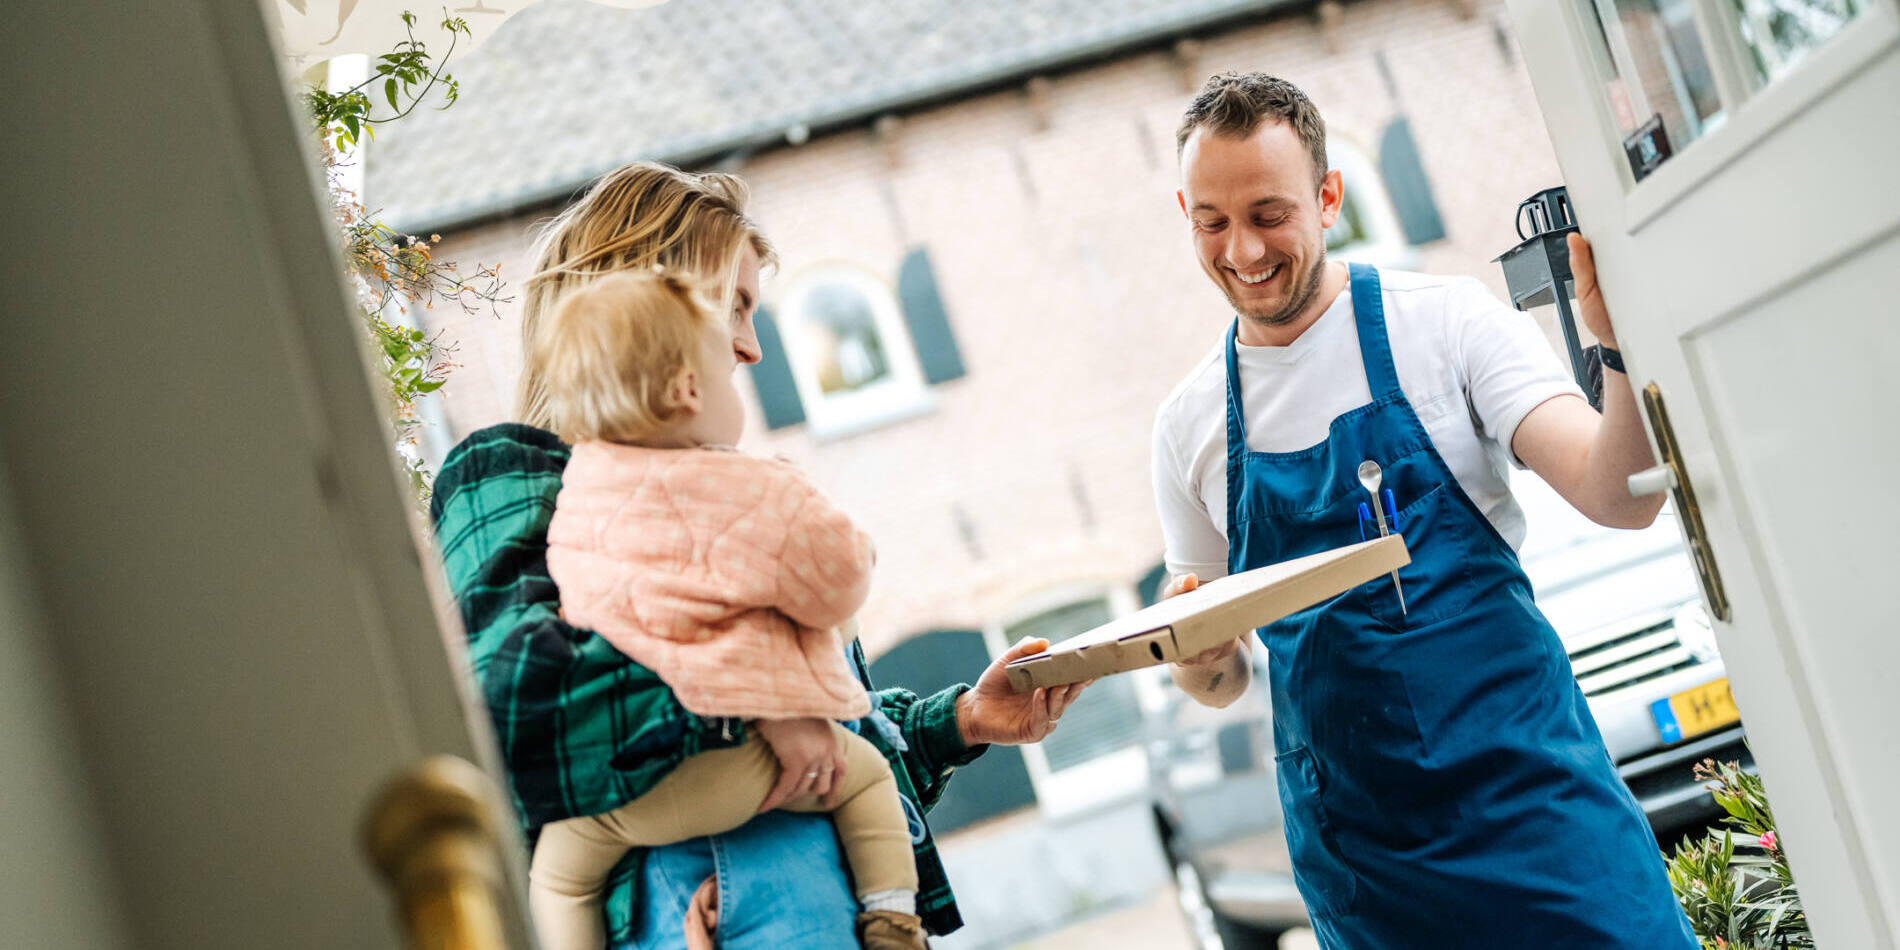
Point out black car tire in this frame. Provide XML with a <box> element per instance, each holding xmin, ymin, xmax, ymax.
<box><xmin>1212</xmin><ymin>912</ymin><xmax>1285</xmax><ymax>950</ymax></box>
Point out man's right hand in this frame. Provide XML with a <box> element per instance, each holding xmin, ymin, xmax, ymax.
<box><xmin>1163</xmin><ymin>572</ymin><xmax>1200</xmax><ymax>600</ymax></box>
<box><xmin>1164</xmin><ymin>573</ymin><xmax>1253</xmax><ymax>708</ymax></box>
<box><xmin>755</xmin><ymin>717</ymin><xmax>847</xmax><ymax>811</ymax></box>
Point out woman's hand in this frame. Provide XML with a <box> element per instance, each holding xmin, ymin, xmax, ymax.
<box><xmin>755</xmin><ymin>717</ymin><xmax>847</xmax><ymax>811</ymax></box>
<box><xmin>955</xmin><ymin>638</ymin><xmax>1093</xmax><ymax>747</ymax></box>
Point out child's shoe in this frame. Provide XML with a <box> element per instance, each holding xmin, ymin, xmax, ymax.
<box><xmin>856</xmin><ymin>909</ymin><xmax>928</xmax><ymax>950</ymax></box>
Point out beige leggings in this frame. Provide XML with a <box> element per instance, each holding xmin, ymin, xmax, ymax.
<box><xmin>528</xmin><ymin>723</ymin><xmax>917</xmax><ymax>950</ymax></box>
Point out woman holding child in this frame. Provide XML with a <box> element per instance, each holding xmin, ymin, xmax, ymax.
<box><xmin>429</xmin><ymin>162</ymin><xmax>1086</xmax><ymax>949</ymax></box>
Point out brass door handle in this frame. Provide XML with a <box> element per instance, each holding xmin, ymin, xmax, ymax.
<box><xmin>1640</xmin><ymin>382</ymin><xmax>1732</xmax><ymax>622</ymax></box>
<box><xmin>363</xmin><ymin>755</ymin><xmax>515</xmax><ymax>950</ymax></box>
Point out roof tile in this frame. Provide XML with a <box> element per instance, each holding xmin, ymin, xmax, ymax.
<box><xmin>365</xmin><ymin>0</ymin><xmax>1288</xmax><ymax>231</ymax></box>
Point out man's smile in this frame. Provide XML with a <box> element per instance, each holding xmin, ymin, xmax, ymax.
<box><xmin>1231</xmin><ymin>263</ymin><xmax>1282</xmax><ymax>285</ymax></box>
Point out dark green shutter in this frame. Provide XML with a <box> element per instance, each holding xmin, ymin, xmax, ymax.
<box><xmin>746</xmin><ymin>305</ymin><xmax>805</xmax><ymax>430</ymax></box>
<box><xmin>869</xmin><ymin>630</ymin><xmax>1037</xmax><ymax>833</ymax></box>
<box><xmin>897</xmin><ymin>248</ymin><xmax>966</xmax><ymax>384</ymax></box>
<box><xmin>1378</xmin><ymin>117</ymin><xmax>1448</xmax><ymax>245</ymax></box>
<box><xmin>1136</xmin><ymin>561</ymin><xmax>1169</xmax><ymax>607</ymax></box>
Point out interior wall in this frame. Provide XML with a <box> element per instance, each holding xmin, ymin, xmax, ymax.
<box><xmin>0</xmin><ymin>458</ymin><xmax>134</xmax><ymax>949</ymax></box>
<box><xmin>0</xmin><ymin>2</ymin><xmax>530</xmax><ymax>946</ymax></box>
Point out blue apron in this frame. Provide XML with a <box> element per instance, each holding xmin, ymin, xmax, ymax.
<box><xmin>1225</xmin><ymin>264</ymin><xmax>1696</xmax><ymax>948</ymax></box>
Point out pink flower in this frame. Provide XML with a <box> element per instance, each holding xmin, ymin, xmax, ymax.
<box><xmin>1760</xmin><ymin>831</ymin><xmax>1777</xmax><ymax>849</ymax></box>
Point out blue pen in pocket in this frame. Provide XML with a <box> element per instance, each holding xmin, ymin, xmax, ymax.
<box><xmin>1361</xmin><ymin>489</ymin><xmax>1407</xmax><ymax>614</ymax></box>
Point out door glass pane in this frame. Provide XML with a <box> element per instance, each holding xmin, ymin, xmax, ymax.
<box><xmin>1731</xmin><ymin>0</ymin><xmax>1862</xmax><ymax>83</ymax></box>
<box><xmin>1585</xmin><ymin>0</ymin><xmax>1726</xmax><ymax>177</ymax></box>
<box><xmin>1003</xmin><ymin>597</ymin><xmax>1143</xmax><ymax>772</ymax></box>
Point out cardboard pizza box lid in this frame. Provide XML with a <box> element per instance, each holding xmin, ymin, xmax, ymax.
<box><xmin>1004</xmin><ymin>535</ymin><xmax>1410</xmax><ymax>692</ymax></box>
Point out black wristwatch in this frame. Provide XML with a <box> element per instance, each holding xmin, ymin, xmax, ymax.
<box><xmin>1597</xmin><ymin>344</ymin><xmax>1626</xmax><ymax>374</ymax></box>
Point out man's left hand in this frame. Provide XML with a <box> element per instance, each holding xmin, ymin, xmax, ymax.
<box><xmin>1567</xmin><ymin>232</ymin><xmax>1617</xmax><ymax>350</ymax></box>
<box><xmin>955</xmin><ymin>637</ymin><xmax>1092</xmax><ymax>746</ymax></box>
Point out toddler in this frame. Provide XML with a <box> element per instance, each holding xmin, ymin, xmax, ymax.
<box><xmin>530</xmin><ymin>271</ymin><xmax>924</xmax><ymax>950</ymax></box>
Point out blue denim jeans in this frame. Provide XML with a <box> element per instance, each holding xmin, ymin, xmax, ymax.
<box><xmin>613</xmin><ymin>810</ymin><xmax>858</xmax><ymax>950</ymax></box>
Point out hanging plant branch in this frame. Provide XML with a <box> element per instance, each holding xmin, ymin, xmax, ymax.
<box><xmin>302</xmin><ymin>9</ymin><xmax>511</xmax><ymax>506</ymax></box>
<box><xmin>304</xmin><ymin>10</ymin><xmax>468</xmax><ymax>151</ymax></box>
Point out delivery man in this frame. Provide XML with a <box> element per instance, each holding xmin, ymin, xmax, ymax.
<box><xmin>1152</xmin><ymin>72</ymin><xmax>1697</xmax><ymax>947</ymax></box>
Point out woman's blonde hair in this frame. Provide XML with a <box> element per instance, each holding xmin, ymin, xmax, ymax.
<box><xmin>517</xmin><ymin>162</ymin><xmax>775</xmax><ymax>428</ymax></box>
<box><xmin>532</xmin><ymin>270</ymin><xmax>717</xmax><ymax>445</ymax></box>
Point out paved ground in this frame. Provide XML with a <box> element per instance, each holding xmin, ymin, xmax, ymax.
<box><xmin>998</xmin><ymin>884</ymin><xmax>1317</xmax><ymax>950</ymax></box>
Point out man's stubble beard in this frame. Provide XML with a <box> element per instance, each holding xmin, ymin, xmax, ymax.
<box><xmin>1233</xmin><ymin>248</ymin><xmax>1328</xmax><ymax>328</ymax></box>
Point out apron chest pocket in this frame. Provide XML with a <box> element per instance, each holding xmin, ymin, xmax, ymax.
<box><xmin>1274</xmin><ymin>746</ymin><xmax>1357</xmax><ymax>920</ymax></box>
<box><xmin>1363</xmin><ymin>482</ymin><xmax>1481</xmax><ymax>630</ymax></box>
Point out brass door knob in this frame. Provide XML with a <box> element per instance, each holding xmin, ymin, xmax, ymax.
<box><xmin>362</xmin><ymin>755</ymin><xmax>514</xmax><ymax>950</ymax></box>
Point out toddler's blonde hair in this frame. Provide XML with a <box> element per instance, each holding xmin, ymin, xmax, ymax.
<box><xmin>530</xmin><ymin>270</ymin><xmax>719</xmax><ymax>445</ymax></box>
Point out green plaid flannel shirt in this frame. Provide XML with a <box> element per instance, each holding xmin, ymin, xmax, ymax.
<box><xmin>430</xmin><ymin>424</ymin><xmax>984</xmax><ymax>938</ymax></box>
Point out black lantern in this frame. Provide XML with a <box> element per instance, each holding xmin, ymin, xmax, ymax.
<box><xmin>1494</xmin><ymin>186</ymin><xmax>1603</xmax><ymax>409</ymax></box>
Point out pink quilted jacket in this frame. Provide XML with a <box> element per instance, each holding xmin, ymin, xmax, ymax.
<box><xmin>547</xmin><ymin>442</ymin><xmax>874</xmax><ymax>721</ymax></box>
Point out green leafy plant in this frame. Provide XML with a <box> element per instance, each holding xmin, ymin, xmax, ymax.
<box><xmin>305</xmin><ymin>10</ymin><xmax>465</xmax><ymax>153</ymax></box>
<box><xmin>301</xmin><ymin>10</ymin><xmax>507</xmax><ymax>502</ymax></box>
<box><xmin>1665</xmin><ymin>759</ymin><xmax>1810</xmax><ymax>949</ymax></box>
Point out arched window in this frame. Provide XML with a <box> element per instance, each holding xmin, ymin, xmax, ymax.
<box><xmin>1325</xmin><ymin>138</ymin><xmax>1419</xmax><ymax>269</ymax></box>
<box><xmin>777</xmin><ymin>264</ymin><xmax>934</xmax><ymax>438</ymax></box>
<box><xmin>869</xmin><ymin>630</ymin><xmax>1037</xmax><ymax>834</ymax></box>
<box><xmin>986</xmin><ymin>582</ymin><xmax>1168</xmax><ymax>816</ymax></box>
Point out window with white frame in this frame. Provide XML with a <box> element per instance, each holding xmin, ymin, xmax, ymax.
<box><xmin>1571</xmin><ymin>0</ymin><xmax>1873</xmax><ymax>185</ymax></box>
<box><xmin>777</xmin><ymin>265</ymin><xmax>933</xmax><ymax>438</ymax></box>
<box><xmin>1326</xmin><ymin>139</ymin><xmax>1418</xmax><ymax>269</ymax></box>
<box><xmin>1582</xmin><ymin>0</ymin><xmax>1727</xmax><ymax>159</ymax></box>
<box><xmin>987</xmin><ymin>583</ymin><xmax>1168</xmax><ymax>816</ymax></box>
<box><xmin>1732</xmin><ymin>0</ymin><xmax>1864</xmax><ymax>82</ymax></box>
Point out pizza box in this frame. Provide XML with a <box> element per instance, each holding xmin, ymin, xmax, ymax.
<box><xmin>1004</xmin><ymin>535</ymin><xmax>1410</xmax><ymax>692</ymax></box>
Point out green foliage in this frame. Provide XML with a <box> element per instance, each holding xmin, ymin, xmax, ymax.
<box><xmin>1665</xmin><ymin>759</ymin><xmax>1810</xmax><ymax>949</ymax></box>
<box><xmin>298</xmin><ymin>11</ymin><xmax>509</xmax><ymax>509</ymax></box>
<box><xmin>301</xmin><ymin>10</ymin><xmax>508</xmax><ymax>506</ymax></box>
<box><xmin>303</xmin><ymin>11</ymin><xmax>468</xmax><ymax>153</ymax></box>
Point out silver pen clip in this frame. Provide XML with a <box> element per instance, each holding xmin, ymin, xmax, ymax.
<box><xmin>1356</xmin><ymin>460</ymin><xmax>1406</xmax><ymax>614</ymax></box>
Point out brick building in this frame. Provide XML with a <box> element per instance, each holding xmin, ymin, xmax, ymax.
<box><xmin>369</xmin><ymin>0</ymin><xmax>1571</xmax><ymax>936</ymax></box>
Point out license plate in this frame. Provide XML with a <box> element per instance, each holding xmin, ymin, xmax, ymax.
<box><xmin>1650</xmin><ymin>677</ymin><xmax>1740</xmax><ymax>743</ymax></box>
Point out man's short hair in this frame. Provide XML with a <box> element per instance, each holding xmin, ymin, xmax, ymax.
<box><xmin>1176</xmin><ymin>71</ymin><xmax>1329</xmax><ymax>190</ymax></box>
<box><xmin>529</xmin><ymin>269</ymin><xmax>717</xmax><ymax>445</ymax></box>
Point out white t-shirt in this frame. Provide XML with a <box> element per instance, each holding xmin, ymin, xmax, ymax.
<box><xmin>1152</xmin><ymin>268</ymin><xmax>1584</xmax><ymax>581</ymax></box>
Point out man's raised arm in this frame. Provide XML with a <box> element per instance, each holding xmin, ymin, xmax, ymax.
<box><xmin>1511</xmin><ymin>234</ymin><xmax>1666</xmax><ymax>530</ymax></box>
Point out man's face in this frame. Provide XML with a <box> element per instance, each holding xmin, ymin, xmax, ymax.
<box><xmin>1178</xmin><ymin>121</ymin><xmax>1343</xmax><ymax>327</ymax></box>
